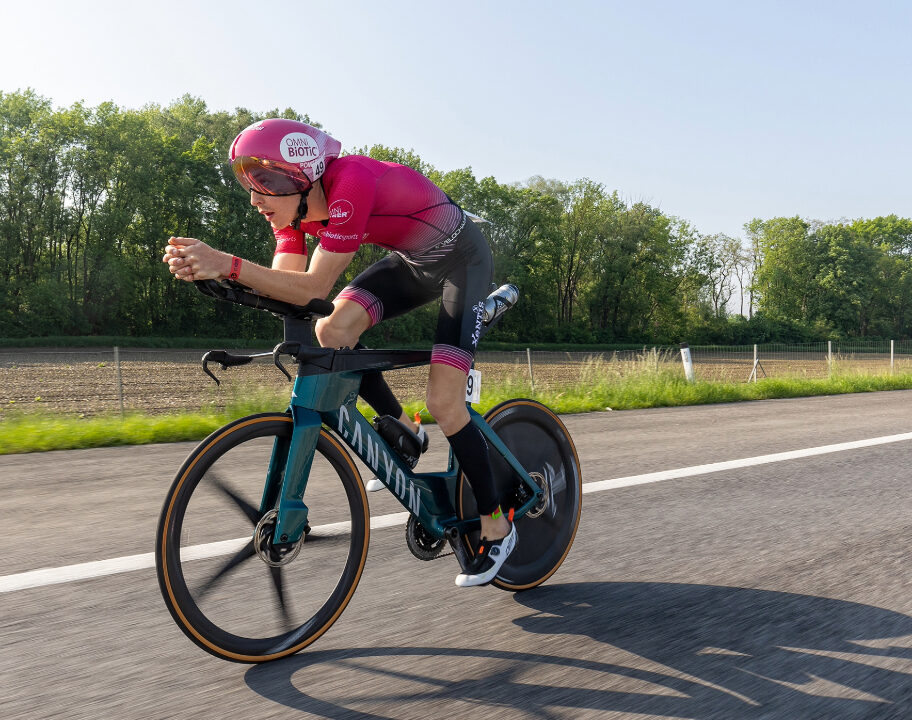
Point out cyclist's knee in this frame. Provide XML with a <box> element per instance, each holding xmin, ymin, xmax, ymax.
<box><xmin>316</xmin><ymin>300</ymin><xmax>372</xmax><ymax>349</ymax></box>
<box><xmin>426</xmin><ymin>388</ymin><xmax>469</xmax><ymax>435</ymax></box>
<box><xmin>315</xmin><ymin>316</ymin><xmax>358</xmax><ymax>349</ymax></box>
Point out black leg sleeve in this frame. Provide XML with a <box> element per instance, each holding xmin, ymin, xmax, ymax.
<box><xmin>447</xmin><ymin>421</ymin><xmax>500</xmax><ymax>516</ymax></box>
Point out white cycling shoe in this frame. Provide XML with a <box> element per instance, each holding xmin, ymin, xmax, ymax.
<box><xmin>455</xmin><ymin>523</ymin><xmax>517</xmax><ymax>587</ymax></box>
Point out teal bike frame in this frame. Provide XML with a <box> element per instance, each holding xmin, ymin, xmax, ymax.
<box><xmin>193</xmin><ymin>279</ymin><xmax>537</xmax><ymax>561</ymax></box>
<box><xmin>263</xmin><ymin>348</ymin><xmax>543</xmax><ymax>549</ymax></box>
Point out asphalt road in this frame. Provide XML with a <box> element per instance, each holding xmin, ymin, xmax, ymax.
<box><xmin>3</xmin><ymin>391</ymin><xmax>912</xmax><ymax>719</ymax></box>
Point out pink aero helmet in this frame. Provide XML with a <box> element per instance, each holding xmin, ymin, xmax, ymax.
<box><xmin>229</xmin><ymin>118</ymin><xmax>342</xmax><ymax>196</ymax></box>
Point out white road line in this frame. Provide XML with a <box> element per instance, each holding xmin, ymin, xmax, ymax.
<box><xmin>0</xmin><ymin>512</ymin><xmax>411</xmax><ymax>594</ymax></box>
<box><xmin>3</xmin><ymin>432</ymin><xmax>912</xmax><ymax>594</ymax></box>
<box><xmin>583</xmin><ymin>431</ymin><xmax>912</xmax><ymax>493</ymax></box>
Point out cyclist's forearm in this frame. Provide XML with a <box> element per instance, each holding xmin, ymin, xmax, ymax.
<box><xmin>233</xmin><ymin>260</ymin><xmax>333</xmax><ymax>305</ymax></box>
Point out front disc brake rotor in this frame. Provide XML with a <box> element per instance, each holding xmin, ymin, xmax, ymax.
<box><xmin>254</xmin><ymin>509</ymin><xmax>304</xmax><ymax>567</ymax></box>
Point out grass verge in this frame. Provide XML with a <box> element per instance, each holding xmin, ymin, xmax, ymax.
<box><xmin>3</xmin><ymin>370</ymin><xmax>912</xmax><ymax>455</ymax></box>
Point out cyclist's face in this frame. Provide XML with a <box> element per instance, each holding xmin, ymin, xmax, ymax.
<box><xmin>250</xmin><ymin>191</ymin><xmax>301</xmax><ymax>229</ymax></box>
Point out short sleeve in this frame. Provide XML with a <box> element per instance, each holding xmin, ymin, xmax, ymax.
<box><xmin>273</xmin><ymin>226</ymin><xmax>306</xmax><ymax>256</ymax></box>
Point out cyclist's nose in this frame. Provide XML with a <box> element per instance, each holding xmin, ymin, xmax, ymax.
<box><xmin>250</xmin><ymin>190</ymin><xmax>267</xmax><ymax>207</ymax></box>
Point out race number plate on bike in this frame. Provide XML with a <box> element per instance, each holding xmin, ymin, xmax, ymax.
<box><xmin>465</xmin><ymin>369</ymin><xmax>481</xmax><ymax>403</ymax></box>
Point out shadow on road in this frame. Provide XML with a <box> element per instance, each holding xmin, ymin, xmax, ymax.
<box><xmin>245</xmin><ymin>582</ymin><xmax>912</xmax><ymax>719</ymax></box>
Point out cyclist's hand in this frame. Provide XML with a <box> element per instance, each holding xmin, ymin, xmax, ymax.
<box><xmin>164</xmin><ymin>237</ymin><xmax>231</xmax><ymax>282</ymax></box>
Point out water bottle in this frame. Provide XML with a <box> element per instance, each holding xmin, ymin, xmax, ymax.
<box><xmin>482</xmin><ymin>284</ymin><xmax>520</xmax><ymax>323</ymax></box>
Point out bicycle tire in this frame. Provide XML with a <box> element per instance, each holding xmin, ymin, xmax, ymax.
<box><xmin>457</xmin><ymin>399</ymin><xmax>582</xmax><ymax>591</ymax></box>
<box><xmin>155</xmin><ymin>412</ymin><xmax>370</xmax><ymax>663</ymax></box>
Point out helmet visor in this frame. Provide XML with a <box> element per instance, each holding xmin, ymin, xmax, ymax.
<box><xmin>231</xmin><ymin>156</ymin><xmax>311</xmax><ymax>196</ymax></box>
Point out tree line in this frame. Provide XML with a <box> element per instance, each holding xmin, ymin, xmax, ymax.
<box><xmin>2</xmin><ymin>89</ymin><xmax>911</xmax><ymax>346</ymax></box>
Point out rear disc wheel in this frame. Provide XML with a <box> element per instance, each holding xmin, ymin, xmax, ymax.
<box><xmin>457</xmin><ymin>400</ymin><xmax>582</xmax><ymax>591</ymax></box>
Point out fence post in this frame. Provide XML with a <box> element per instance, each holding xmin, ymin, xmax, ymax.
<box><xmin>679</xmin><ymin>343</ymin><xmax>695</xmax><ymax>383</ymax></box>
<box><xmin>827</xmin><ymin>340</ymin><xmax>832</xmax><ymax>377</ymax></box>
<box><xmin>891</xmin><ymin>339</ymin><xmax>895</xmax><ymax>375</ymax></box>
<box><xmin>114</xmin><ymin>346</ymin><xmax>125</xmax><ymax>418</ymax></box>
<box><xmin>526</xmin><ymin>347</ymin><xmax>536</xmax><ymax>394</ymax></box>
<box><xmin>746</xmin><ymin>343</ymin><xmax>768</xmax><ymax>383</ymax></box>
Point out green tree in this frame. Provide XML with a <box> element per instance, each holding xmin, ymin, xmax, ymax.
<box><xmin>586</xmin><ymin>201</ymin><xmax>692</xmax><ymax>342</ymax></box>
<box><xmin>750</xmin><ymin>216</ymin><xmax>817</xmax><ymax>322</ymax></box>
<box><xmin>813</xmin><ymin>224</ymin><xmax>879</xmax><ymax>336</ymax></box>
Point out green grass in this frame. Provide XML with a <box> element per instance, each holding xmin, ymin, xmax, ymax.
<box><xmin>4</xmin><ymin>370</ymin><xmax>912</xmax><ymax>455</ymax></box>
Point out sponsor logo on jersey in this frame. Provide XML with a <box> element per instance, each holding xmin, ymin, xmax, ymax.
<box><xmin>280</xmin><ymin>132</ymin><xmax>319</xmax><ymax>162</ymax></box>
<box><xmin>328</xmin><ymin>199</ymin><xmax>354</xmax><ymax>225</ymax></box>
<box><xmin>438</xmin><ymin>212</ymin><xmax>467</xmax><ymax>247</ymax></box>
<box><xmin>322</xmin><ymin>231</ymin><xmax>361</xmax><ymax>242</ymax></box>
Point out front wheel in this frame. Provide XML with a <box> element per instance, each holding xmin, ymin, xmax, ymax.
<box><xmin>457</xmin><ymin>399</ymin><xmax>582</xmax><ymax>591</ymax></box>
<box><xmin>155</xmin><ymin>413</ymin><xmax>370</xmax><ymax>663</ymax></box>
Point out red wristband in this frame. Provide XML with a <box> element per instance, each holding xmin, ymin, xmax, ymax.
<box><xmin>228</xmin><ymin>256</ymin><xmax>242</xmax><ymax>280</ymax></box>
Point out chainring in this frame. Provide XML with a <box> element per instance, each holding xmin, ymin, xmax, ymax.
<box><xmin>405</xmin><ymin>516</ymin><xmax>448</xmax><ymax>561</ymax></box>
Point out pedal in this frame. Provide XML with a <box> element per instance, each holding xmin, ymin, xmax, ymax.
<box><xmin>445</xmin><ymin>526</ymin><xmax>473</xmax><ymax>573</ymax></box>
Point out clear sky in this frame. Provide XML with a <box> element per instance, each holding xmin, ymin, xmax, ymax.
<box><xmin>2</xmin><ymin>0</ymin><xmax>910</xmax><ymax>240</ymax></box>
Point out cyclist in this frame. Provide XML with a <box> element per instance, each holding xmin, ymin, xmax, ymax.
<box><xmin>163</xmin><ymin>118</ymin><xmax>515</xmax><ymax>587</ymax></box>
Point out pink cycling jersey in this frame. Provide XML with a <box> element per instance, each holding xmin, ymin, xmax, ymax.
<box><xmin>273</xmin><ymin>156</ymin><xmax>465</xmax><ymax>259</ymax></box>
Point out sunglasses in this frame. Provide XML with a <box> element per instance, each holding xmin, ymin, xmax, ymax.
<box><xmin>231</xmin><ymin>156</ymin><xmax>311</xmax><ymax>196</ymax></box>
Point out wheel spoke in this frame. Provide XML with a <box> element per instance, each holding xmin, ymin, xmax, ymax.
<box><xmin>195</xmin><ymin>540</ymin><xmax>257</xmax><ymax>599</ymax></box>
<box><xmin>269</xmin><ymin>566</ymin><xmax>293</xmax><ymax>628</ymax></box>
<box><xmin>211</xmin><ymin>471</ymin><xmax>261</xmax><ymax>526</ymax></box>
<box><xmin>158</xmin><ymin>418</ymin><xmax>370</xmax><ymax>661</ymax></box>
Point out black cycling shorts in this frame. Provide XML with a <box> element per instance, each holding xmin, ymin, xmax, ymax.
<box><xmin>336</xmin><ymin>217</ymin><xmax>493</xmax><ymax>374</ymax></box>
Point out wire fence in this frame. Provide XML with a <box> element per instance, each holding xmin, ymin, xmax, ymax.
<box><xmin>3</xmin><ymin>341</ymin><xmax>912</xmax><ymax>417</ymax></box>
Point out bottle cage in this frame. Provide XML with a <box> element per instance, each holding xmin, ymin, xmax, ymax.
<box><xmin>372</xmin><ymin>415</ymin><xmax>423</xmax><ymax>468</ymax></box>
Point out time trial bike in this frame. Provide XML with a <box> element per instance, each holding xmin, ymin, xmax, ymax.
<box><xmin>155</xmin><ymin>279</ymin><xmax>582</xmax><ymax>663</ymax></box>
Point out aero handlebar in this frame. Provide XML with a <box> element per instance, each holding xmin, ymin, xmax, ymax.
<box><xmin>193</xmin><ymin>279</ymin><xmax>335</xmax><ymax>319</ymax></box>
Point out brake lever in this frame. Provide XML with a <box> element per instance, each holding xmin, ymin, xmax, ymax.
<box><xmin>202</xmin><ymin>358</ymin><xmax>221</xmax><ymax>386</ymax></box>
<box><xmin>272</xmin><ymin>342</ymin><xmax>302</xmax><ymax>382</ymax></box>
<box><xmin>201</xmin><ymin>350</ymin><xmax>229</xmax><ymax>386</ymax></box>
<box><xmin>200</xmin><ymin>350</ymin><xmax>260</xmax><ymax>386</ymax></box>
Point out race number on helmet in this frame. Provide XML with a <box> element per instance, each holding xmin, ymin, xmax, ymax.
<box><xmin>229</xmin><ymin>118</ymin><xmax>342</xmax><ymax>196</ymax></box>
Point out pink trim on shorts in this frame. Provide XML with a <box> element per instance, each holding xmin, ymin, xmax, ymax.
<box><xmin>431</xmin><ymin>344</ymin><xmax>473</xmax><ymax>374</ymax></box>
<box><xmin>337</xmin><ymin>286</ymin><xmax>383</xmax><ymax>327</ymax></box>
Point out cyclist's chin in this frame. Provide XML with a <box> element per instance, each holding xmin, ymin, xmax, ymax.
<box><xmin>260</xmin><ymin>211</ymin><xmax>290</xmax><ymax>230</ymax></box>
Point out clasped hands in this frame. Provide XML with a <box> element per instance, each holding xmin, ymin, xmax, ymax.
<box><xmin>162</xmin><ymin>237</ymin><xmax>231</xmax><ymax>282</ymax></box>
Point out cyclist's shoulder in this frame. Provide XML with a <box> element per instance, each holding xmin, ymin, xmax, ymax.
<box><xmin>321</xmin><ymin>156</ymin><xmax>385</xmax><ymax>200</ymax></box>
<box><xmin>327</xmin><ymin>154</ymin><xmax>389</xmax><ymax>178</ymax></box>
<box><xmin>329</xmin><ymin>155</ymin><xmax>433</xmax><ymax>182</ymax></box>
<box><xmin>324</xmin><ymin>156</ymin><xmax>440</xmax><ymax>207</ymax></box>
